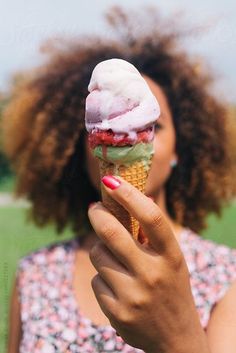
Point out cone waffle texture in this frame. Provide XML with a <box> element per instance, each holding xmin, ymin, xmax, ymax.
<box><xmin>99</xmin><ymin>157</ymin><xmax>152</xmax><ymax>240</ymax></box>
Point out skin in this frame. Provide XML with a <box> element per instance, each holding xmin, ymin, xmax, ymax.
<box><xmin>8</xmin><ymin>78</ymin><xmax>236</xmax><ymax>353</ymax></box>
<box><xmin>88</xmin><ymin>181</ymin><xmax>209</xmax><ymax>353</ymax></box>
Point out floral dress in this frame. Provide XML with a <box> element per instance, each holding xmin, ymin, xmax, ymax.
<box><xmin>16</xmin><ymin>229</ymin><xmax>236</xmax><ymax>352</ymax></box>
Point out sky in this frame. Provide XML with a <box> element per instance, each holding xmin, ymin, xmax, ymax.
<box><xmin>0</xmin><ymin>0</ymin><xmax>236</xmax><ymax>102</ymax></box>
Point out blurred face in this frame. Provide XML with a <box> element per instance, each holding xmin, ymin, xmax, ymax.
<box><xmin>84</xmin><ymin>76</ymin><xmax>177</xmax><ymax>199</ymax></box>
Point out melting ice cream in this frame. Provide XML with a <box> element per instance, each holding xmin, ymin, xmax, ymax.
<box><xmin>85</xmin><ymin>58</ymin><xmax>160</xmax><ymax>139</ymax></box>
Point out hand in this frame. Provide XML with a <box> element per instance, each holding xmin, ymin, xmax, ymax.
<box><xmin>88</xmin><ymin>176</ymin><xmax>209</xmax><ymax>353</ymax></box>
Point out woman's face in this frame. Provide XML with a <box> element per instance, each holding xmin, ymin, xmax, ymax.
<box><xmin>84</xmin><ymin>76</ymin><xmax>177</xmax><ymax>198</ymax></box>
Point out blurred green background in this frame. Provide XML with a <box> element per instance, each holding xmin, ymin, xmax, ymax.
<box><xmin>0</xmin><ymin>178</ymin><xmax>73</xmax><ymax>352</ymax></box>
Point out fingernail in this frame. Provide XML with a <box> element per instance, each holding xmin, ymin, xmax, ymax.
<box><xmin>148</xmin><ymin>196</ymin><xmax>155</xmax><ymax>202</ymax></box>
<box><xmin>88</xmin><ymin>202</ymin><xmax>96</xmax><ymax>209</ymax></box>
<box><xmin>101</xmin><ymin>175</ymin><xmax>121</xmax><ymax>190</ymax></box>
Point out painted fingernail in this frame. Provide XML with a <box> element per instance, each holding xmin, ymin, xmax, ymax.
<box><xmin>101</xmin><ymin>175</ymin><xmax>121</xmax><ymax>190</ymax></box>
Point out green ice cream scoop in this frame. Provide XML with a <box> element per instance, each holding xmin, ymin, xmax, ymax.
<box><xmin>93</xmin><ymin>142</ymin><xmax>154</xmax><ymax>169</ymax></box>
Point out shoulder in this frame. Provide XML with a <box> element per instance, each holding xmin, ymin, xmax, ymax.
<box><xmin>206</xmin><ymin>281</ymin><xmax>236</xmax><ymax>350</ymax></box>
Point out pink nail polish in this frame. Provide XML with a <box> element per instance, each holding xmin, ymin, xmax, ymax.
<box><xmin>101</xmin><ymin>175</ymin><xmax>121</xmax><ymax>190</ymax></box>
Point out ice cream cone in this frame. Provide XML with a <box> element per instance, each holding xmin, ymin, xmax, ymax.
<box><xmin>99</xmin><ymin>156</ymin><xmax>152</xmax><ymax>240</ymax></box>
<box><xmin>85</xmin><ymin>59</ymin><xmax>160</xmax><ymax>240</ymax></box>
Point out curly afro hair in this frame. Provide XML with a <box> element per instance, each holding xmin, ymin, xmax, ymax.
<box><xmin>2</xmin><ymin>7</ymin><xmax>236</xmax><ymax>235</ymax></box>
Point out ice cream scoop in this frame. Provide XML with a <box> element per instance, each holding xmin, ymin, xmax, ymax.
<box><xmin>85</xmin><ymin>58</ymin><xmax>160</xmax><ymax>240</ymax></box>
<box><xmin>85</xmin><ymin>58</ymin><xmax>160</xmax><ymax>138</ymax></box>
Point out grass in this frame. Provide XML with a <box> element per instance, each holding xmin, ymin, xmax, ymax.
<box><xmin>202</xmin><ymin>204</ymin><xmax>236</xmax><ymax>247</ymax></box>
<box><xmin>0</xmin><ymin>202</ymin><xmax>235</xmax><ymax>351</ymax></box>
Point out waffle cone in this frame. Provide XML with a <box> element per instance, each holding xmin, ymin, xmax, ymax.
<box><xmin>99</xmin><ymin>157</ymin><xmax>152</xmax><ymax>240</ymax></box>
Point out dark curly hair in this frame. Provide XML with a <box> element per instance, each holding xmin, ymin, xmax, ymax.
<box><xmin>2</xmin><ymin>7</ymin><xmax>236</xmax><ymax>234</ymax></box>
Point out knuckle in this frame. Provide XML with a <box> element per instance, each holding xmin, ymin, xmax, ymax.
<box><xmin>129</xmin><ymin>293</ymin><xmax>147</xmax><ymax>311</ymax></box>
<box><xmin>144</xmin><ymin>206</ymin><xmax>163</xmax><ymax>229</ymax></box>
<box><xmin>91</xmin><ymin>274</ymin><xmax>100</xmax><ymax>291</ymax></box>
<box><xmin>138</xmin><ymin>260</ymin><xmax>163</xmax><ymax>289</ymax></box>
<box><xmin>143</xmin><ymin>271</ymin><xmax>160</xmax><ymax>289</ymax></box>
<box><xmin>116</xmin><ymin>308</ymin><xmax>133</xmax><ymax>326</ymax></box>
<box><xmin>116</xmin><ymin>295</ymin><xmax>147</xmax><ymax>325</ymax></box>
<box><xmin>100</xmin><ymin>223</ymin><xmax>117</xmax><ymax>242</ymax></box>
<box><xmin>90</xmin><ymin>243</ymin><xmax>104</xmax><ymax>265</ymax></box>
<box><xmin>170</xmin><ymin>253</ymin><xmax>186</xmax><ymax>272</ymax></box>
<box><xmin>121</xmin><ymin>186</ymin><xmax>134</xmax><ymax>204</ymax></box>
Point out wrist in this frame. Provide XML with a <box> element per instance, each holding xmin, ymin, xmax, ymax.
<box><xmin>145</xmin><ymin>319</ymin><xmax>210</xmax><ymax>353</ymax></box>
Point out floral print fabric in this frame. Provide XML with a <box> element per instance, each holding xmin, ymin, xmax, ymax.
<box><xmin>17</xmin><ymin>229</ymin><xmax>236</xmax><ymax>352</ymax></box>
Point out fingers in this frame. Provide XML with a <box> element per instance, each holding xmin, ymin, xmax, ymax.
<box><xmin>101</xmin><ymin>176</ymin><xmax>179</xmax><ymax>256</ymax></box>
<box><xmin>90</xmin><ymin>241</ymin><xmax>131</xmax><ymax>294</ymax></box>
<box><xmin>91</xmin><ymin>274</ymin><xmax>116</xmax><ymax>319</ymax></box>
<box><xmin>88</xmin><ymin>202</ymin><xmax>141</xmax><ymax>270</ymax></box>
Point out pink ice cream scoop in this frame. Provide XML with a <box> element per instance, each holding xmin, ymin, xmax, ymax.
<box><xmin>85</xmin><ymin>90</ymin><xmax>138</xmax><ymax>124</ymax></box>
<box><xmin>85</xmin><ymin>59</ymin><xmax>160</xmax><ymax>139</ymax></box>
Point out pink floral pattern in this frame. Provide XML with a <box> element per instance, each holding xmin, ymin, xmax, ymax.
<box><xmin>17</xmin><ymin>229</ymin><xmax>236</xmax><ymax>352</ymax></box>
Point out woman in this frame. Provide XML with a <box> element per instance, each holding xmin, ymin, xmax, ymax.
<box><xmin>3</xmin><ymin>8</ymin><xmax>236</xmax><ymax>353</ymax></box>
